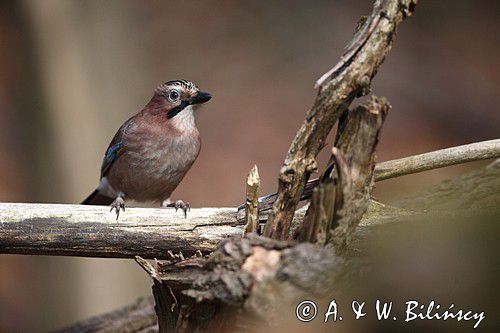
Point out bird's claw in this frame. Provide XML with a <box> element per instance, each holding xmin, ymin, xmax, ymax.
<box><xmin>174</xmin><ymin>200</ymin><xmax>190</xmax><ymax>218</ymax></box>
<box><xmin>163</xmin><ymin>200</ymin><xmax>190</xmax><ymax>218</ymax></box>
<box><xmin>110</xmin><ymin>196</ymin><xmax>125</xmax><ymax>220</ymax></box>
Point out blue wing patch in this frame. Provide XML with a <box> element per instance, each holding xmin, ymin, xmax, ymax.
<box><xmin>98</xmin><ymin>116</ymin><xmax>135</xmax><ymax>178</ymax></box>
<box><xmin>100</xmin><ymin>142</ymin><xmax>123</xmax><ymax>177</ymax></box>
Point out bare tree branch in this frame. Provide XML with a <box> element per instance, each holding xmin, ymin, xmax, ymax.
<box><xmin>0</xmin><ymin>204</ymin><xmax>240</xmax><ymax>258</ymax></box>
<box><xmin>374</xmin><ymin>138</ymin><xmax>500</xmax><ymax>181</ymax></box>
<box><xmin>263</xmin><ymin>0</ymin><xmax>417</xmax><ymax>240</ymax></box>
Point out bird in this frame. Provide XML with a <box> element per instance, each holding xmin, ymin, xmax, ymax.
<box><xmin>82</xmin><ymin>79</ymin><xmax>212</xmax><ymax>219</ymax></box>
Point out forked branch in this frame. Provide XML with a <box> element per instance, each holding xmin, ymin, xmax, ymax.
<box><xmin>263</xmin><ymin>0</ymin><xmax>418</xmax><ymax>240</ymax></box>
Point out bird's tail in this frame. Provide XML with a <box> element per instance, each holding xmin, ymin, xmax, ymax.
<box><xmin>81</xmin><ymin>189</ymin><xmax>114</xmax><ymax>205</ymax></box>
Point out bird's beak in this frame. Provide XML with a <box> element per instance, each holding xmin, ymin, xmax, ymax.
<box><xmin>189</xmin><ymin>91</ymin><xmax>212</xmax><ymax>105</ymax></box>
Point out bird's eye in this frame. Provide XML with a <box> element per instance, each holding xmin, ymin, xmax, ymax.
<box><xmin>168</xmin><ymin>90</ymin><xmax>180</xmax><ymax>102</ymax></box>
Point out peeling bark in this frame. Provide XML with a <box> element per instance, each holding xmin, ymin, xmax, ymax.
<box><xmin>138</xmin><ymin>235</ymin><xmax>343</xmax><ymax>332</ymax></box>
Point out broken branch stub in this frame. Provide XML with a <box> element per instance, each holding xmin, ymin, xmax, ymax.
<box><xmin>296</xmin><ymin>148</ymin><xmax>351</xmax><ymax>244</ymax></box>
<box><xmin>244</xmin><ymin>165</ymin><xmax>260</xmax><ymax>235</ymax></box>
<box><xmin>329</xmin><ymin>96</ymin><xmax>390</xmax><ymax>253</ymax></box>
<box><xmin>297</xmin><ymin>97</ymin><xmax>389</xmax><ymax>251</ymax></box>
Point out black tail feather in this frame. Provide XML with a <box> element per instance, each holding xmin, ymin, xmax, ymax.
<box><xmin>81</xmin><ymin>189</ymin><xmax>114</xmax><ymax>205</ymax></box>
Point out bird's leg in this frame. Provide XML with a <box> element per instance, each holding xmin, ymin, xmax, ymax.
<box><xmin>110</xmin><ymin>193</ymin><xmax>125</xmax><ymax>220</ymax></box>
<box><xmin>161</xmin><ymin>199</ymin><xmax>190</xmax><ymax>218</ymax></box>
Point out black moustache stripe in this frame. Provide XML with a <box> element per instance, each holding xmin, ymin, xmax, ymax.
<box><xmin>167</xmin><ymin>100</ymin><xmax>190</xmax><ymax>119</ymax></box>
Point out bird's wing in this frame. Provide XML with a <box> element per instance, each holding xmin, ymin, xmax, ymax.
<box><xmin>100</xmin><ymin>117</ymin><xmax>135</xmax><ymax>178</ymax></box>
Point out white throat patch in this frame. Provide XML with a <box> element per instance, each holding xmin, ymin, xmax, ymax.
<box><xmin>171</xmin><ymin>105</ymin><xmax>196</xmax><ymax>131</ymax></box>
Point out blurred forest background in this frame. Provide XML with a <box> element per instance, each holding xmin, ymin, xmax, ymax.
<box><xmin>0</xmin><ymin>0</ymin><xmax>498</xmax><ymax>331</ymax></box>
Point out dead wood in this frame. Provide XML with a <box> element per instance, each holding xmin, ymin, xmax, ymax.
<box><xmin>263</xmin><ymin>0</ymin><xmax>417</xmax><ymax>240</ymax></box>
<box><xmin>137</xmin><ymin>235</ymin><xmax>343</xmax><ymax>332</ymax></box>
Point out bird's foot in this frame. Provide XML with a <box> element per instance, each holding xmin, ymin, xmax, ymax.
<box><xmin>110</xmin><ymin>196</ymin><xmax>125</xmax><ymax>220</ymax></box>
<box><xmin>162</xmin><ymin>199</ymin><xmax>190</xmax><ymax>218</ymax></box>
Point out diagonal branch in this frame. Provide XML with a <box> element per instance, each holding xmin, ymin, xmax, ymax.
<box><xmin>263</xmin><ymin>0</ymin><xmax>417</xmax><ymax>240</ymax></box>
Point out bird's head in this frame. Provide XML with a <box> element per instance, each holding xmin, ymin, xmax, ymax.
<box><xmin>151</xmin><ymin>80</ymin><xmax>212</xmax><ymax>119</ymax></box>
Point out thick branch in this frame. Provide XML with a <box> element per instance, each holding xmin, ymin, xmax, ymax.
<box><xmin>0</xmin><ymin>201</ymin><xmax>377</xmax><ymax>259</ymax></box>
<box><xmin>0</xmin><ymin>203</ymin><xmax>240</xmax><ymax>258</ymax></box>
<box><xmin>263</xmin><ymin>0</ymin><xmax>417</xmax><ymax>240</ymax></box>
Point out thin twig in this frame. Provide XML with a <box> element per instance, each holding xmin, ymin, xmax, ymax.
<box><xmin>374</xmin><ymin>139</ymin><xmax>500</xmax><ymax>181</ymax></box>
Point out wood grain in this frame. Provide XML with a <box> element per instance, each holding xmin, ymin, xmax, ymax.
<box><xmin>0</xmin><ymin>203</ymin><xmax>240</xmax><ymax>258</ymax></box>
